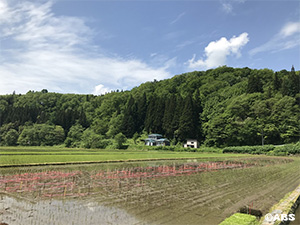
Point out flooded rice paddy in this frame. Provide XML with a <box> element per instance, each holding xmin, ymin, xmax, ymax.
<box><xmin>0</xmin><ymin>157</ymin><xmax>299</xmax><ymax>225</ymax></box>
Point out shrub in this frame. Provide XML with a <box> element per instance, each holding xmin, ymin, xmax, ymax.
<box><xmin>223</xmin><ymin>145</ymin><xmax>275</xmax><ymax>154</ymax></box>
<box><xmin>18</xmin><ymin>124</ymin><xmax>65</xmax><ymax>146</ymax></box>
<box><xmin>114</xmin><ymin>133</ymin><xmax>127</xmax><ymax>149</ymax></box>
<box><xmin>4</xmin><ymin>129</ymin><xmax>19</xmax><ymax>146</ymax></box>
<box><xmin>81</xmin><ymin>129</ymin><xmax>108</xmax><ymax>149</ymax></box>
<box><xmin>273</xmin><ymin>143</ymin><xmax>300</xmax><ymax>155</ymax></box>
<box><xmin>223</xmin><ymin>143</ymin><xmax>300</xmax><ymax>155</ymax></box>
<box><xmin>64</xmin><ymin>124</ymin><xmax>84</xmax><ymax>148</ymax></box>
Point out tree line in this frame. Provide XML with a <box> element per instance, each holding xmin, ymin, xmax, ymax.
<box><xmin>0</xmin><ymin>66</ymin><xmax>299</xmax><ymax>148</ymax></box>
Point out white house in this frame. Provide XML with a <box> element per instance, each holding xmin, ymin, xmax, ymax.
<box><xmin>183</xmin><ymin>139</ymin><xmax>199</xmax><ymax>148</ymax></box>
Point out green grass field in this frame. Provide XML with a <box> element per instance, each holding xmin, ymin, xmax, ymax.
<box><xmin>0</xmin><ymin>146</ymin><xmax>246</xmax><ymax>166</ymax></box>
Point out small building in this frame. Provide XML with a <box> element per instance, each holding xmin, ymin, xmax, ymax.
<box><xmin>144</xmin><ymin>138</ymin><xmax>156</xmax><ymax>146</ymax></box>
<box><xmin>148</xmin><ymin>134</ymin><xmax>162</xmax><ymax>140</ymax></box>
<box><xmin>144</xmin><ymin>134</ymin><xmax>170</xmax><ymax>146</ymax></box>
<box><xmin>183</xmin><ymin>139</ymin><xmax>199</xmax><ymax>148</ymax></box>
<box><xmin>156</xmin><ymin>138</ymin><xmax>170</xmax><ymax>146</ymax></box>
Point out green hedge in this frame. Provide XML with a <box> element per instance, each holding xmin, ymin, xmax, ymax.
<box><xmin>268</xmin><ymin>142</ymin><xmax>300</xmax><ymax>155</ymax></box>
<box><xmin>130</xmin><ymin>142</ymin><xmax>300</xmax><ymax>155</ymax></box>
<box><xmin>223</xmin><ymin>143</ymin><xmax>300</xmax><ymax>155</ymax></box>
<box><xmin>223</xmin><ymin>145</ymin><xmax>275</xmax><ymax>154</ymax></box>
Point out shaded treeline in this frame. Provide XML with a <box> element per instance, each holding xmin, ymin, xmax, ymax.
<box><xmin>0</xmin><ymin>66</ymin><xmax>299</xmax><ymax>147</ymax></box>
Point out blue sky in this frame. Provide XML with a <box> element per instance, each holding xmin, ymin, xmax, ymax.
<box><xmin>0</xmin><ymin>0</ymin><xmax>299</xmax><ymax>95</ymax></box>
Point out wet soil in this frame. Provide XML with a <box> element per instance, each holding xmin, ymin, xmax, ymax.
<box><xmin>0</xmin><ymin>157</ymin><xmax>299</xmax><ymax>225</ymax></box>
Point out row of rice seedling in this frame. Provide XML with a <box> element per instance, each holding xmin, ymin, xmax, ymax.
<box><xmin>0</xmin><ymin>160</ymin><xmax>259</xmax><ymax>199</ymax></box>
<box><xmin>0</xmin><ymin>157</ymin><xmax>298</xmax><ymax>225</ymax></box>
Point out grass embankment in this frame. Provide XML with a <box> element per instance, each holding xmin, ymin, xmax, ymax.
<box><xmin>0</xmin><ymin>146</ymin><xmax>245</xmax><ymax>166</ymax></box>
<box><xmin>219</xmin><ymin>213</ymin><xmax>258</xmax><ymax>225</ymax></box>
<box><xmin>259</xmin><ymin>184</ymin><xmax>300</xmax><ymax>225</ymax></box>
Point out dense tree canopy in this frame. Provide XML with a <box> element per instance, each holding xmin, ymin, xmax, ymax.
<box><xmin>0</xmin><ymin>66</ymin><xmax>299</xmax><ymax>148</ymax></box>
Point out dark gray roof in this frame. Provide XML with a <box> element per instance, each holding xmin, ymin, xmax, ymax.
<box><xmin>149</xmin><ymin>133</ymin><xmax>162</xmax><ymax>136</ymax></box>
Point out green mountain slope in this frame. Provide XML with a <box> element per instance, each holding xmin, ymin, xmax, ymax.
<box><xmin>0</xmin><ymin>66</ymin><xmax>299</xmax><ymax>147</ymax></box>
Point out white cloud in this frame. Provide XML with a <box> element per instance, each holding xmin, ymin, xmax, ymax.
<box><xmin>279</xmin><ymin>22</ymin><xmax>300</xmax><ymax>37</ymax></box>
<box><xmin>93</xmin><ymin>84</ymin><xmax>111</xmax><ymax>95</ymax></box>
<box><xmin>0</xmin><ymin>0</ymin><xmax>170</xmax><ymax>94</ymax></box>
<box><xmin>221</xmin><ymin>0</ymin><xmax>246</xmax><ymax>14</ymax></box>
<box><xmin>170</xmin><ymin>12</ymin><xmax>185</xmax><ymax>25</ymax></box>
<box><xmin>222</xmin><ymin>3</ymin><xmax>233</xmax><ymax>14</ymax></box>
<box><xmin>0</xmin><ymin>0</ymin><xmax>7</xmax><ymax>16</ymax></box>
<box><xmin>187</xmin><ymin>32</ymin><xmax>249</xmax><ymax>69</ymax></box>
<box><xmin>250</xmin><ymin>21</ymin><xmax>300</xmax><ymax>56</ymax></box>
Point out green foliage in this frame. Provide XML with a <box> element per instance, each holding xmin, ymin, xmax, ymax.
<box><xmin>81</xmin><ymin>128</ymin><xmax>110</xmax><ymax>149</ymax></box>
<box><xmin>223</xmin><ymin>143</ymin><xmax>300</xmax><ymax>155</ymax></box>
<box><xmin>114</xmin><ymin>132</ymin><xmax>127</xmax><ymax>149</ymax></box>
<box><xmin>268</xmin><ymin>142</ymin><xmax>300</xmax><ymax>155</ymax></box>
<box><xmin>0</xmin><ymin>122</ymin><xmax>18</xmax><ymax>145</ymax></box>
<box><xmin>178</xmin><ymin>94</ymin><xmax>198</xmax><ymax>141</ymax></box>
<box><xmin>132</xmin><ymin>132</ymin><xmax>139</xmax><ymax>144</ymax></box>
<box><xmin>0</xmin><ymin>67</ymin><xmax>299</xmax><ymax>148</ymax></box>
<box><xmin>219</xmin><ymin>213</ymin><xmax>258</xmax><ymax>225</ymax></box>
<box><xmin>18</xmin><ymin>124</ymin><xmax>65</xmax><ymax>146</ymax></box>
<box><xmin>144</xmin><ymin>95</ymin><xmax>165</xmax><ymax>134</ymax></box>
<box><xmin>273</xmin><ymin>72</ymin><xmax>281</xmax><ymax>91</ymax></box>
<box><xmin>120</xmin><ymin>95</ymin><xmax>137</xmax><ymax>137</ymax></box>
<box><xmin>281</xmin><ymin>67</ymin><xmax>300</xmax><ymax>97</ymax></box>
<box><xmin>247</xmin><ymin>72</ymin><xmax>263</xmax><ymax>93</ymax></box>
<box><xmin>4</xmin><ymin>129</ymin><xmax>19</xmax><ymax>146</ymax></box>
<box><xmin>223</xmin><ymin>145</ymin><xmax>275</xmax><ymax>154</ymax></box>
<box><xmin>105</xmin><ymin>112</ymin><xmax>123</xmax><ymax>138</ymax></box>
<box><xmin>64</xmin><ymin>124</ymin><xmax>84</xmax><ymax>148</ymax></box>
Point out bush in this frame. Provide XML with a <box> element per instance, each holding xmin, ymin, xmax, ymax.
<box><xmin>114</xmin><ymin>133</ymin><xmax>127</xmax><ymax>149</ymax></box>
<box><xmin>273</xmin><ymin>142</ymin><xmax>300</xmax><ymax>155</ymax></box>
<box><xmin>4</xmin><ymin>129</ymin><xmax>19</xmax><ymax>146</ymax></box>
<box><xmin>223</xmin><ymin>145</ymin><xmax>275</xmax><ymax>154</ymax></box>
<box><xmin>81</xmin><ymin>129</ymin><xmax>108</xmax><ymax>149</ymax></box>
<box><xmin>223</xmin><ymin>143</ymin><xmax>300</xmax><ymax>155</ymax></box>
<box><xmin>64</xmin><ymin>124</ymin><xmax>84</xmax><ymax>148</ymax></box>
<box><xmin>18</xmin><ymin>124</ymin><xmax>65</xmax><ymax>146</ymax></box>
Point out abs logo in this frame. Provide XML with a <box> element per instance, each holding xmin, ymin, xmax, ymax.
<box><xmin>265</xmin><ymin>213</ymin><xmax>295</xmax><ymax>222</ymax></box>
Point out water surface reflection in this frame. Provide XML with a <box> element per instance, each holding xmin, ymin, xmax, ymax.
<box><xmin>0</xmin><ymin>158</ymin><xmax>295</xmax><ymax>225</ymax></box>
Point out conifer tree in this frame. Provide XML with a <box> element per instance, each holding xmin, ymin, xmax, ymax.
<box><xmin>192</xmin><ymin>89</ymin><xmax>202</xmax><ymax>140</ymax></box>
<box><xmin>281</xmin><ymin>66</ymin><xmax>300</xmax><ymax>97</ymax></box>
<box><xmin>136</xmin><ymin>93</ymin><xmax>147</xmax><ymax>133</ymax></box>
<box><xmin>178</xmin><ymin>94</ymin><xmax>196</xmax><ymax>141</ymax></box>
<box><xmin>171</xmin><ymin>95</ymin><xmax>183</xmax><ymax>141</ymax></box>
<box><xmin>273</xmin><ymin>72</ymin><xmax>281</xmax><ymax>91</ymax></box>
<box><xmin>247</xmin><ymin>73</ymin><xmax>263</xmax><ymax>93</ymax></box>
<box><xmin>144</xmin><ymin>95</ymin><xmax>164</xmax><ymax>134</ymax></box>
<box><xmin>163</xmin><ymin>95</ymin><xmax>177</xmax><ymax>138</ymax></box>
<box><xmin>121</xmin><ymin>95</ymin><xmax>137</xmax><ymax>138</ymax></box>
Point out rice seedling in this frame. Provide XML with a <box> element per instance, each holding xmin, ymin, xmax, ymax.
<box><xmin>0</xmin><ymin>157</ymin><xmax>299</xmax><ymax>225</ymax></box>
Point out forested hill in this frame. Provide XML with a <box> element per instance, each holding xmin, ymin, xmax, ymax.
<box><xmin>0</xmin><ymin>66</ymin><xmax>299</xmax><ymax>148</ymax></box>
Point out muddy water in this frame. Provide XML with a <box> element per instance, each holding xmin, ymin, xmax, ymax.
<box><xmin>290</xmin><ymin>205</ymin><xmax>300</xmax><ymax>225</ymax></box>
<box><xmin>0</xmin><ymin>158</ymin><xmax>298</xmax><ymax>225</ymax></box>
